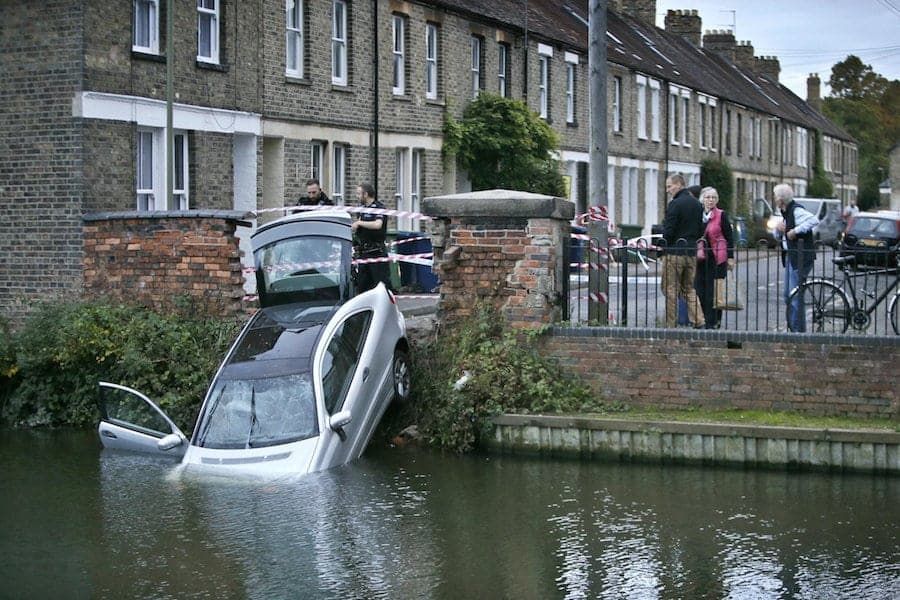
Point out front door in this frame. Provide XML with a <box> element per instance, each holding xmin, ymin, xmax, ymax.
<box><xmin>97</xmin><ymin>382</ymin><xmax>188</xmax><ymax>458</ymax></box>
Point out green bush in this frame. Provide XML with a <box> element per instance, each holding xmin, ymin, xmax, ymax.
<box><xmin>1</xmin><ymin>301</ymin><xmax>241</xmax><ymax>430</ymax></box>
<box><xmin>388</xmin><ymin>306</ymin><xmax>598</xmax><ymax>453</ymax></box>
<box><xmin>700</xmin><ymin>158</ymin><xmax>734</xmax><ymax>209</ymax></box>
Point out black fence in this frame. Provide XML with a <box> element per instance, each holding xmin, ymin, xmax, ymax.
<box><xmin>564</xmin><ymin>237</ymin><xmax>900</xmax><ymax>336</ymax></box>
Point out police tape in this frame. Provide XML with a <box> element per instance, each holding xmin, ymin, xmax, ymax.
<box><xmin>240</xmin><ymin>253</ymin><xmax>434</xmax><ymax>275</ymax></box>
<box><xmin>242</xmin><ymin>292</ymin><xmax>438</xmax><ymax>303</ymax></box>
<box><xmin>253</xmin><ymin>204</ymin><xmax>434</xmax><ymax>221</ymax></box>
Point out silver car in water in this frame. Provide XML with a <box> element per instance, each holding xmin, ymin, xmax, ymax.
<box><xmin>97</xmin><ymin>210</ymin><xmax>411</xmax><ymax>476</ymax></box>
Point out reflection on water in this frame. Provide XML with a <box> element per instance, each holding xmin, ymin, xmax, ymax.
<box><xmin>1</xmin><ymin>430</ymin><xmax>898</xmax><ymax>599</ymax></box>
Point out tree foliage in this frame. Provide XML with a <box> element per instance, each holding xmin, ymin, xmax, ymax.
<box><xmin>700</xmin><ymin>158</ymin><xmax>734</xmax><ymax>209</ymax></box>
<box><xmin>823</xmin><ymin>56</ymin><xmax>899</xmax><ymax>210</ymax></box>
<box><xmin>444</xmin><ymin>94</ymin><xmax>566</xmax><ymax>196</ymax></box>
<box><xmin>807</xmin><ymin>130</ymin><xmax>835</xmax><ymax>198</ymax></box>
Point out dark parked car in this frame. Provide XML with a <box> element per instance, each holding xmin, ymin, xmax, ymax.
<box><xmin>839</xmin><ymin>210</ymin><xmax>900</xmax><ymax>269</ymax></box>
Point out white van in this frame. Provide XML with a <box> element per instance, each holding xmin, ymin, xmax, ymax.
<box><xmin>794</xmin><ymin>198</ymin><xmax>842</xmax><ymax>248</ymax></box>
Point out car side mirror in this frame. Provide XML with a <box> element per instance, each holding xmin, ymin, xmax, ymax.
<box><xmin>157</xmin><ymin>433</ymin><xmax>185</xmax><ymax>452</ymax></box>
<box><xmin>329</xmin><ymin>410</ymin><xmax>352</xmax><ymax>442</ymax></box>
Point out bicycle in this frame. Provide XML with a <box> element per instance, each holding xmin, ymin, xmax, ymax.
<box><xmin>787</xmin><ymin>249</ymin><xmax>900</xmax><ymax>334</ymax></box>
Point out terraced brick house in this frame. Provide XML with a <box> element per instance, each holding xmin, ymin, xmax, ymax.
<box><xmin>0</xmin><ymin>0</ymin><xmax>857</xmax><ymax>320</ymax></box>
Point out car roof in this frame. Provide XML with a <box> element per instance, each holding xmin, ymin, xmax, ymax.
<box><xmin>856</xmin><ymin>211</ymin><xmax>900</xmax><ymax>219</ymax></box>
<box><xmin>223</xmin><ymin>303</ymin><xmax>335</xmax><ymax>378</ymax></box>
<box><xmin>252</xmin><ymin>209</ymin><xmax>353</xmax><ymax>251</ymax></box>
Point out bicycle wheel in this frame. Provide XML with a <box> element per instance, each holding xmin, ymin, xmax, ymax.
<box><xmin>789</xmin><ymin>280</ymin><xmax>851</xmax><ymax>333</ymax></box>
<box><xmin>890</xmin><ymin>291</ymin><xmax>900</xmax><ymax>335</ymax></box>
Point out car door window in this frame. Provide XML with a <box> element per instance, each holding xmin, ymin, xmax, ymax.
<box><xmin>321</xmin><ymin>310</ymin><xmax>373</xmax><ymax>415</ymax></box>
<box><xmin>100</xmin><ymin>385</ymin><xmax>173</xmax><ymax>437</ymax></box>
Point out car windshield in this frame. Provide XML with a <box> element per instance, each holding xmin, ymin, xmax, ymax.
<box><xmin>850</xmin><ymin>218</ymin><xmax>896</xmax><ymax>236</ymax></box>
<box><xmin>256</xmin><ymin>236</ymin><xmax>349</xmax><ymax>305</ymax></box>
<box><xmin>194</xmin><ymin>373</ymin><xmax>318</xmax><ymax>449</ymax></box>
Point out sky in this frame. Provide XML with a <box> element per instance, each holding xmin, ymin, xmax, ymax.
<box><xmin>654</xmin><ymin>0</ymin><xmax>900</xmax><ymax>98</ymax></box>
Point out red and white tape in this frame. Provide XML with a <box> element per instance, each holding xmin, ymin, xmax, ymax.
<box><xmin>253</xmin><ymin>204</ymin><xmax>434</xmax><ymax>221</ymax></box>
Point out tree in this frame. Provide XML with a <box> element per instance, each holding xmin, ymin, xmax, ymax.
<box><xmin>807</xmin><ymin>130</ymin><xmax>835</xmax><ymax>198</ymax></box>
<box><xmin>824</xmin><ymin>56</ymin><xmax>898</xmax><ymax>210</ymax></box>
<box><xmin>829</xmin><ymin>55</ymin><xmax>888</xmax><ymax>100</ymax></box>
<box><xmin>443</xmin><ymin>94</ymin><xmax>565</xmax><ymax>196</ymax></box>
<box><xmin>700</xmin><ymin>158</ymin><xmax>734</xmax><ymax>210</ymax></box>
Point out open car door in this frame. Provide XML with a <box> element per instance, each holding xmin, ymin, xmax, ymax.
<box><xmin>97</xmin><ymin>382</ymin><xmax>188</xmax><ymax>458</ymax></box>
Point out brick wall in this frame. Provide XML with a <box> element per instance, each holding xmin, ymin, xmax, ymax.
<box><xmin>82</xmin><ymin>212</ymin><xmax>251</xmax><ymax>316</ymax></box>
<box><xmin>0</xmin><ymin>0</ymin><xmax>85</xmax><ymax>322</ymax></box>
<box><xmin>425</xmin><ymin>192</ymin><xmax>573</xmax><ymax>328</ymax></box>
<box><xmin>543</xmin><ymin>329</ymin><xmax>900</xmax><ymax>420</ymax></box>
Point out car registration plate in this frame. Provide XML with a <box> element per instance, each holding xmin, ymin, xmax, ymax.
<box><xmin>860</xmin><ymin>238</ymin><xmax>881</xmax><ymax>247</ymax></box>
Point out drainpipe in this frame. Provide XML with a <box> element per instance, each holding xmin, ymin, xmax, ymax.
<box><xmin>522</xmin><ymin>0</ymin><xmax>529</xmax><ymax>98</ymax></box>
<box><xmin>166</xmin><ymin>0</ymin><xmax>174</xmax><ymax>209</ymax></box>
<box><xmin>372</xmin><ymin>0</ymin><xmax>379</xmax><ymax>196</ymax></box>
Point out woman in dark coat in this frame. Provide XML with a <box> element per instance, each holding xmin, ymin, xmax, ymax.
<box><xmin>695</xmin><ymin>186</ymin><xmax>735</xmax><ymax>328</ymax></box>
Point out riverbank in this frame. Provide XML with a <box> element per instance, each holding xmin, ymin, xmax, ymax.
<box><xmin>487</xmin><ymin>413</ymin><xmax>900</xmax><ymax>474</ymax></box>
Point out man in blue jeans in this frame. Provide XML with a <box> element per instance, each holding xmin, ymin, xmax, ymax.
<box><xmin>773</xmin><ymin>184</ymin><xmax>819</xmax><ymax>332</ymax></box>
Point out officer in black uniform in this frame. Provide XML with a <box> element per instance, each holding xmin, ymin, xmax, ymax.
<box><xmin>351</xmin><ymin>182</ymin><xmax>392</xmax><ymax>292</ymax></box>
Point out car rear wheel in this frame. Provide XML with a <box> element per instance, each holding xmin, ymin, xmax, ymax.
<box><xmin>392</xmin><ymin>349</ymin><xmax>411</xmax><ymax>403</ymax></box>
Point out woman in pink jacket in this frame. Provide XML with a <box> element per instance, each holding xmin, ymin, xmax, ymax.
<box><xmin>694</xmin><ymin>187</ymin><xmax>735</xmax><ymax>328</ymax></box>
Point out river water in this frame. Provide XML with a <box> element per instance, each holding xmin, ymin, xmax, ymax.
<box><xmin>1</xmin><ymin>429</ymin><xmax>897</xmax><ymax>599</ymax></box>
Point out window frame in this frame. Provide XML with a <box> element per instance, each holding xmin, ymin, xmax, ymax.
<box><xmin>286</xmin><ymin>0</ymin><xmax>304</xmax><ymax>78</ymax></box>
<box><xmin>310</xmin><ymin>141</ymin><xmax>325</xmax><ymax>181</ymax></box>
<box><xmin>498</xmin><ymin>43</ymin><xmax>509</xmax><ymax>98</ymax></box>
<box><xmin>133</xmin><ymin>0</ymin><xmax>160</xmax><ymax>55</ymax></box>
<box><xmin>197</xmin><ymin>0</ymin><xmax>220</xmax><ymax>64</ymax></box>
<box><xmin>332</xmin><ymin>144</ymin><xmax>346</xmax><ymax>205</ymax></box>
<box><xmin>649</xmin><ymin>79</ymin><xmax>660</xmax><ymax>142</ymax></box>
<box><xmin>411</xmin><ymin>149</ymin><xmax>423</xmax><ymax>232</ymax></box>
<box><xmin>391</xmin><ymin>14</ymin><xmax>406</xmax><ymax>96</ymax></box>
<box><xmin>331</xmin><ymin>0</ymin><xmax>348</xmax><ymax>86</ymax></box>
<box><xmin>173</xmin><ymin>132</ymin><xmax>189</xmax><ymax>210</ymax></box>
<box><xmin>636</xmin><ymin>74</ymin><xmax>647</xmax><ymax>140</ymax></box>
<box><xmin>136</xmin><ymin>129</ymin><xmax>156</xmax><ymax>211</ymax></box>
<box><xmin>425</xmin><ymin>23</ymin><xmax>438</xmax><ymax>100</ymax></box>
<box><xmin>470</xmin><ymin>35</ymin><xmax>483</xmax><ymax>99</ymax></box>
<box><xmin>613</xmin><ymin>76</ymin><xmax>622</xmax><ymax>132</ymax></box>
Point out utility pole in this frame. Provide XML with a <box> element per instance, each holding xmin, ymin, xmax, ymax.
<box><xmin>588</xmin><ymin>0</ymin><xmax>608</xmax><ymax>325</ymax></box>
<box><xmin>165</xmin><ymin>0</ymin><xmax>174</xmax><ymax>210</ymax></box>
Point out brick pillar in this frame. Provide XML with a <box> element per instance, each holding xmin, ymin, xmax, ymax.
<box><xmin>82</xmin><ymin>211</ymin><xmax>253</xmax><ymax>316</ymax></box>
<box><xmin>423</xmin><ymin>190</ymin><xmax>574</xmax><ymax>329</ymax></box>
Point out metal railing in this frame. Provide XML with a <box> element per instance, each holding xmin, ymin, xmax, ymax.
<box><xmin>564</xmin><ymin>237</ymin><xmax>899</xmax><ymax>336</ymax></box>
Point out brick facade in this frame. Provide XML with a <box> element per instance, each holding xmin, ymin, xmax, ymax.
<box><xmin>0</xmin><ymin>0</ymin><xmax>858</xmax><ymax>322</ymax></box>
<box><xmin>82</xmin><ymin>213</ymin><xmax>250</xmax><ymax>316</ymax></box>
<box><xmin>543</xmin><ymin>330</ymin><xmax>899</xmax><ymax>420</ymax></box>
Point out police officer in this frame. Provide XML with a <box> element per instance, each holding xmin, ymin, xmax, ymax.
<box><xmin>351</xmin><ymin>182</ymin><xmax>392</xmax><ymax>292</ymax></box>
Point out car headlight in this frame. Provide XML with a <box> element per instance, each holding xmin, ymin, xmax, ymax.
<box><xmin>766</xmin><ymin>216</ymin><xmax>783</xmax><ymax>232</ymax></box>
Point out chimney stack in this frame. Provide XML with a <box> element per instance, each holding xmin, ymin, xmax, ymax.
<box><xmin>754</xmin><ymin>56</ymin><xmax>781</xmax><ymax>82</ymax></box>
<box><xmin>702</xmin><ymin>29</ymin><xmax>737</xmax><ymax>63</ymax></box>
<box><xmin>664</xmin><ymin>9</ymin><xmax>702</xmax><ymax>47</ymax></box>
<box><xmin>609</xmin><ymin>0</ymin><xmax>657</xmax><ymax>26</ymax></box>
<box><xmin>807</xmin><ymin>73</ymin><xmax>822</xmax><ymax>111</ymax></box>
<box><xmin>734</xmin><ymin>40</ymin><xmax>755</xmax><ymax>70</ymax></box>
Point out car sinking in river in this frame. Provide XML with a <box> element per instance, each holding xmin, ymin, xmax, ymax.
<box><xmin>97</xmin><ymin>209</ymin><xmax>411</xmax><ymax>476</ymax></box>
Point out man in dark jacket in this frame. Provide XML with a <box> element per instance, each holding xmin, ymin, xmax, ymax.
<box><xmin>773</xmin><ymin>183</ymin><xmax>819</xmax><ymax>332</ymax></box>
<box><xmin>300</xmin><ymin>179</ymin><xmax>334</xmax><ymax>206</ymax></box>
<box><xmin>351</xmin><ymin>182</ymin><xmax>392</xmax><ymax>292</ymax></box>
<box><xmin>661</xmin><ymin>173</ymin><xmax>705</xmax><ymax>328</ymax></box>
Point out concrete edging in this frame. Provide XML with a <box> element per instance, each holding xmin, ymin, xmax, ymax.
<box><xmin>488</xmin><ymin>414</ymin><xmax>900</xmax><ymax>474</ymax></box>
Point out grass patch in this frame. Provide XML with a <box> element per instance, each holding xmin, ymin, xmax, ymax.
<box><xmin>580</xmin><ymin>407</ymin><xmax>899</xmax><ymax>432</ymax></box>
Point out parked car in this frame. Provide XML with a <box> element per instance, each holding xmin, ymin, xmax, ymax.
<box><xmin>839</xmin><ymin>210</ymin><xmax>900</xmax><ymax>269</ymax></box>
<box><xmin>97</xmin><ymin>210</ymin><xmax>411</xmax><ymax>476</ymax></box>
<box><xmin>751</xmin><ymin>197</ymin><xmax>778</xmax><ymax>248</ymax></box>
<box><xmin>794</xmin><ymin>198</ymin><xmax>843</xmax><ymax>248</ymax></box>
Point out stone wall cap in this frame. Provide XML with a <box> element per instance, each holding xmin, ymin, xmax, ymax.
<box><xmin>83</xmin><ymin>210</ymin><xmax>255</xmax><ymax>226</ymax></box>
<box><xmin>423</xmin><ymin>189</ymin><xmax>574</xmax><ymax>220</ymax></box>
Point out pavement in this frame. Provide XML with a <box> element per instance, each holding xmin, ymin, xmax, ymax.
<box><xmin>396</xmin><ymin>293</ymin><xmax>439</xmax><ymax>317</ymax></box>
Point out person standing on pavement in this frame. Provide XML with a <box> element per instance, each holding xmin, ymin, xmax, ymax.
<box><xmin>694</xmin><ymin>187</ymin><xmax>735</xmax><ymax>329</ymax></box>
<box><xmin>351</xmin><ymin>183</ymin><xmax>392</xmax><ymax>292</ymax></box>
<box><xmin>841</xmin><ymin>197</ymin><xmax>859</xmax><ymax>223</ymax></box>
<box><xmin>773</xmin><ymin>183</ymin><xmax>819</xmax><ymax>332</ymax></box>
<box><xmin>300</xmin><ymin>179</ymin><xmax>334</xmax><ymax>206</ymax></box>
<box><xmin>661</xmin><ymin>173</ymin><xmax>705</xmax><ymax>328</ymax></box>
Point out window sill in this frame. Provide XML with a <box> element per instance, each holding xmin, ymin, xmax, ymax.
<box><xmin>425</xmin><ymin>97</ymin><xmax>444</xmax><ymax>107</ymax></box>
<box><xmin>566</xmin><ymin>120</ymin><xmax>578</xmax><ymax>128</ymax></box>
<box><xmin>132</xmin><ymin>50</ymin><xmax>165</xmax><ymax>63</ymax></box>
<box><xmin>391</xmin><ymin>94</ymin><xmax>413</xmax><ymax>103</ymax></box>
<box><xmin>331</xmin><ymin>84</ymin><xmax>353</xmax><ymax>93</ymax></box>
<box><xmin>197</xmin><ymin>60</ymin><xmax>228</xmax><ymax>73</ymax></box>
<box><xmin>285</xmin><ymin>75</ymin><xmax>311</xmax><ymax>86</ymax></box>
